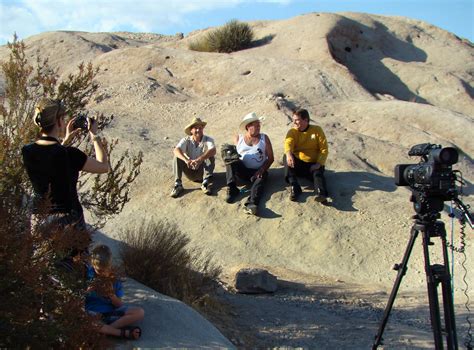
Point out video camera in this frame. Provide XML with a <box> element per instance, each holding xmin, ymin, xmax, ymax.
<box><xmin>394</xmin><ymin>143</ymin><xmax>459</xmax><ymax>215</ymax></box>
<box><xmin>395</xmin><ymin>143</ymin><xmax>458</xmax><ymax>197</ymax></box>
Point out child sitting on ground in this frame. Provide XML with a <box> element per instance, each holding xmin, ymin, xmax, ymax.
<box><xmin>85</xmin><ymin>244</ymin><xmax>144</xmax><ymax>340</ymax></box>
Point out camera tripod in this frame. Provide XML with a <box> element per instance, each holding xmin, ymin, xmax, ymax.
<box><xmin>372</xmin><ymin>213</ymin><xmax>458</xmax><ymax>349</ymax></box>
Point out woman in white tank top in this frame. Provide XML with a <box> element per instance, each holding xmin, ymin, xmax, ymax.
<box><xmin>225</xmin><ymin>112</ymin><xmax>274</xmax><ymax>216</ymax></box>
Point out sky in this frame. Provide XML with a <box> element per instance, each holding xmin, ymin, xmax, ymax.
<box><xmin>0</xmin><ymin>0</ymin><xmax>473</xmax><ymax>45</ymax></box>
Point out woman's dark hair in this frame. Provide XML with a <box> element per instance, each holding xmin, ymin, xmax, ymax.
<box><xmin>34</xmin><ymin>98</ymin><xmax>66</xmax><ymax>134</ymax></box>
<box><xmin>293</xmin><ymin>108</ymin><xmax>310</xmax><ymax>121</ymax></box>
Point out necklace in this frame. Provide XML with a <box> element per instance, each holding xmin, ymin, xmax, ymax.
<box><xmin>38</xmin><ymin>136</ymin><xmax>60</xmax><ymax>143</ymax></box>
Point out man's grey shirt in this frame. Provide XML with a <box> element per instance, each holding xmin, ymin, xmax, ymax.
<box><xmin>176</xmin><ymin>135</ymin><xmax>215</xmax><ymax>160</ymax></box>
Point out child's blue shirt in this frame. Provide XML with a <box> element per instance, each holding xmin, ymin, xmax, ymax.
<box><xmin>84</xmin><ymin>265</ymin><xmax>124</xmax><ymax>314</ymax></box>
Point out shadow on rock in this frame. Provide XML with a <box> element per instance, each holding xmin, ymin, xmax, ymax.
<box><xmin>326</xmin><ymin>170</ymin><xmax>397</xmax><ymax>211</ymax></box>
<box><xmin>327</xmin><ymin>16</ymin><xmax>428</xmax><ymax>103</ymax></box>
<box><xmin>258</xmin><ymin>167</ymin><xmax>287</xmax><ymax>219</ymax></box>
<box><xmin>250</xmin><ymin>34</ymin><xmax>276</xmax><ymax>49</ymax></box>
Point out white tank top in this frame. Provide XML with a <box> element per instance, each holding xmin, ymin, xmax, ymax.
<box><xmin>237</xmin><ymin>134</ymin><xmax>266</xmax><ymax>169</ymax></box>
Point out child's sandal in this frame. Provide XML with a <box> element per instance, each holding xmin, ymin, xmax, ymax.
<box><xmin>120</xmin><ymin>326</ymin><xmax>142</xmax><ymax>340</ymax></box>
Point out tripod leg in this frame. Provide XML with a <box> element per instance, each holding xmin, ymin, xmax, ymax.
<box><xmin>421</xmin><ymin>222</ymin><xmax>459</xmax><ymax>350</ymax></box>
<box><xmin>440</xmin><ymin>271</ymin><xmax>458</xmax><ymax>350</ymax></box>
<box><xmin>372</xmin><ymin>226</ymin><xmax>419</xmax><ymax>349</ymax></box>
<box><xmin>421</xmin><ymin>228</ymin><xmax>444</xmax><ymax>350</ymax></box>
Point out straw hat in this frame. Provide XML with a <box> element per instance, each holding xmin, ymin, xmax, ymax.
<box><xmin>184</xmin><ymin>117</ymin><xmax>207</xmax><ymax>135</ymax></box>
<box><xmin>239</xmin><ymin>112</ymin><xmax>264</xmax><ymax>132</ymax></box>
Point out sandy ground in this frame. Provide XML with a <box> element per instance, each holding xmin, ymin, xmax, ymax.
<box><xmin>1</xmin><ymin>12</ymin><xmax>473</xmax><ymax>348</ymax></box>
<box><xmin>214</xmin><ymin>275</ymin><xmax>435</xmax><ymax>348</ymax></box>
<box><xmin>202</xmin><ymin>268</ymin><xmax>473</xmax><ymax>349</ymax></box>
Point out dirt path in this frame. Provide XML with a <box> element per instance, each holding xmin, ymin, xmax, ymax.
<box><xmin>204</xmin><ymin>270</ymin><xmax>473</xmax><ymax>349</ymax></box>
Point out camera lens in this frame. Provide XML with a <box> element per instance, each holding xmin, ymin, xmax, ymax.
<box><xmin>433</xmin><ymin>147</ymin><xmax>458</xmax><ymax>165</ymax></box>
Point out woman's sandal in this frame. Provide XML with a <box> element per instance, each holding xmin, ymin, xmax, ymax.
<box><xmin>120</xmin><ymin>326</ymin><xmax>142</xmax><ymax>340</ymax></box>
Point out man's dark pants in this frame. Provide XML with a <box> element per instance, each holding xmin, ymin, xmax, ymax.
<box><xmin>283</xmin><ymin>154</ymin><xmax>328</xmax><ymax>196</ymax></box>
<box><xmin>226</xmin><ymin>160</ymin><xmax>267</xmax><ymax>205</ymax></box>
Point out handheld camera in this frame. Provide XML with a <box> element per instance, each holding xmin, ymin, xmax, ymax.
<box><xmin>72</xmin><ymin>112</ymin><xmax>90</xmax><ymax>131</ymax></box>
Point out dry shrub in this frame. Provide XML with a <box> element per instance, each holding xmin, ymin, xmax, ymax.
<box><xmin>189</xmin><ymin>20</ymin><xmax>254</xmax><ymax>53</ymax></box>
<box><xmin>0</xmin><ymin>204</ymin><xmax>106</xmax><ymax>348</ymax></box>
<box><xmin>119</xmin><ymin>220</ymin><xmax>253</xmax><ymax>347</ymax></box>
<box><xmin>119</xmin><ymin>219</ymin><xmax>221</xmax><ymax>307</ymax></box>
<box><xmin>119</xmin><ymin>221</ymin><xmax>241</xmax><ymax>346</ymax></box>
<box><xmin>188</xmin><ymin>38</ymin><xmax>212</xmax><ymax>52</ymax></box>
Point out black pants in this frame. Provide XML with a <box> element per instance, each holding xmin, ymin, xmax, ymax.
<box><xmin>226</xmin><ymin>160</ymin><xmax>267</xmax><ymax>205</ymax></box>
<box><xmin>31</xmin><ymin>209</ymin><xmax>89</xmax><ymax>271</ymax></box>
<box><xmin>283</xmin><ymin>155</ymin><xmax>328</xmax><ymax>196</ymax></box>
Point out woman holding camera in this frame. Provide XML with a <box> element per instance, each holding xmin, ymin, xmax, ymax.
<box><xmin>22</xmin><ymin>98</ymin><xmax>110</xmax><ymax>232</ymax></box>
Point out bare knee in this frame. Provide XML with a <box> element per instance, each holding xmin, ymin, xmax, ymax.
<box><xmin>136</xmin><ymin>307</ymin><xmax>145</xmax><ymax>320</ymax></box>
<box><xmin>128</xmin><ymin>306</ymin><xmax>145</xmax><ymax>321</ymax></box>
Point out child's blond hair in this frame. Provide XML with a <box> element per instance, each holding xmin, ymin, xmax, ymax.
<box><xmin>90</xmin><ymin>244</ymin><xmax>112</xmax><ymax>271</ymax></box>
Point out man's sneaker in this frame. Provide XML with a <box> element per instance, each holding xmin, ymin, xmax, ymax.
<box><xmin>201</xmin><ymin>181</ymin><xmax>212</xmax><ymax>195</ymax></box>
<box><xmin>314</xmin><ymin>194</ymin><xmax>328</xmax><ymax>204</ymax></box>
<box><xmin>243</xmin><ymin>203</ymin><xmax>258</xmax><ymax>215</ymax></box>
<box><xmin>289</xmin><ymin>184</ymin><xmax>302</xmax><ymax>201</ymax></box>
<box><xmin>170</xmin><ymin>183</ymin><xmax>183</xmax><ymax>198</ymax></box>
<box><xmin>225</xmin><ymin>185</ymin><xmax>239</xmax><ymax>203</ymax></box>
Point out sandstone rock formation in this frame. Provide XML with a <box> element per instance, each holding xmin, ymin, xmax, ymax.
<box><xmin>1</xmin><ymin>12</ymin><xmax>472</xmax><ymax>298</ymax></box>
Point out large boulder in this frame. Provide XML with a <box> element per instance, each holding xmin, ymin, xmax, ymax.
<box><xmin>118</xmin><ymin>278</ymin><xmax>235</xmax><ymax>348</ymax></box>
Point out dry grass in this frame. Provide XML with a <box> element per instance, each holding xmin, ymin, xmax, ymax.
<box><xmin>188</xmin><ymin>38</ymin><xmax>212</xmax><ymax>52</ymax></box>
<box><xmin>189</xmin><ymin>20</ymin><xmax>254</xmax><ymax>53</ymax></box>
<box><xmin>119</xmin><ymin>219</ymin><xmax>222</xmax><ymax>307</ymax></box>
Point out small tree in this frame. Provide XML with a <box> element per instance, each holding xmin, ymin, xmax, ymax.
<box><xmin>0</xmin><ymin>34</ymin><xmax>142</xmax><ymax>347</ymax></box>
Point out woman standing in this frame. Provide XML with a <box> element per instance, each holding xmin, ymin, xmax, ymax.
<box><xmin>22</xmin><ymin>98</ymin><xmax>109</xmax><ymax>233</ymax></box>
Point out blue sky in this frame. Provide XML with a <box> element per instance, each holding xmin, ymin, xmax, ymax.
<box><xmin>1</xmin><ymin>0</ymin><xmax>472</xmax><ymax>45</ymax></box>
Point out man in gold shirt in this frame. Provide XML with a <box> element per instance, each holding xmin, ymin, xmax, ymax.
<box><xmin>284</xmin><ymin>108</ymin><xmax>329</xmax><ymax>203</ymax></box>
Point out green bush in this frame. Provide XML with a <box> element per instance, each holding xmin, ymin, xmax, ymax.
<box><xmin>189</xmin><ymin>19</ymin><xmax>254</xmax><ymax>53</ymax></box>
<box><xmin>119</xmin><ymin>219</ymin><xmax>221</xmax><ymax>308</ymax></box>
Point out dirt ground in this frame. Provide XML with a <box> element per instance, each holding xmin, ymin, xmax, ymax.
<box><xmin>204</xmin><ymin>269</ymin><xmax>474</xmax><ymax>349</ymax></box>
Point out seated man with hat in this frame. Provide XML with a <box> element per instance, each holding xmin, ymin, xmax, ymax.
<box><xmin>171</xmin><ymin>117</ymin><xmax>216</xmax><ymax>198</ymax></box>
<box><xmin>225</xmin><ymin>112</ymin><xmax>274</xmax><ymax>215</ymax></box>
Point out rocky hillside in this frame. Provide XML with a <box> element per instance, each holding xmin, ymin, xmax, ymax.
<box><xmin>1</xmin><ymin>12</ymin><xmax>472</xmax><ymax>296</ymax></box>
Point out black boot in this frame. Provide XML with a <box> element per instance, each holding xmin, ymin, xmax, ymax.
<box><xmin>225</xmin><ymin>183</ymin><xmax>239</xmax><ymax>203</ymax></box>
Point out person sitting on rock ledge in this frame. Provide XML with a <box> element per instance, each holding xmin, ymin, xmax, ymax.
<box><xmin>284</xmin><ymin>108</ymin><xmax>329</xmax><ymax>204</ymax></box>
<box><xmin>85</xmin><ymin>245</ymin><xmax>144</xmax><ymax>340</ymax></box>
<box><xmin>225</xmin><ymin>112</ymin><xmax>274</xmax><ymax>216</ymax></box>
<box><xmin>171</xmin><ymin>117</ymin><xmax>216</xmax><ymax>198</ymax></box>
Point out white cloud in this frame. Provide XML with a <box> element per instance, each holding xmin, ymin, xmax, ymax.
<box><xmin>0</xmin><ymin>0</ymin><xmax>295</xmax><ymax>44</ymax></box>
<box><xmin>0</xmin><ymin>2</ymin><xmax>38</xmax><ymax>43</ymax></box>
